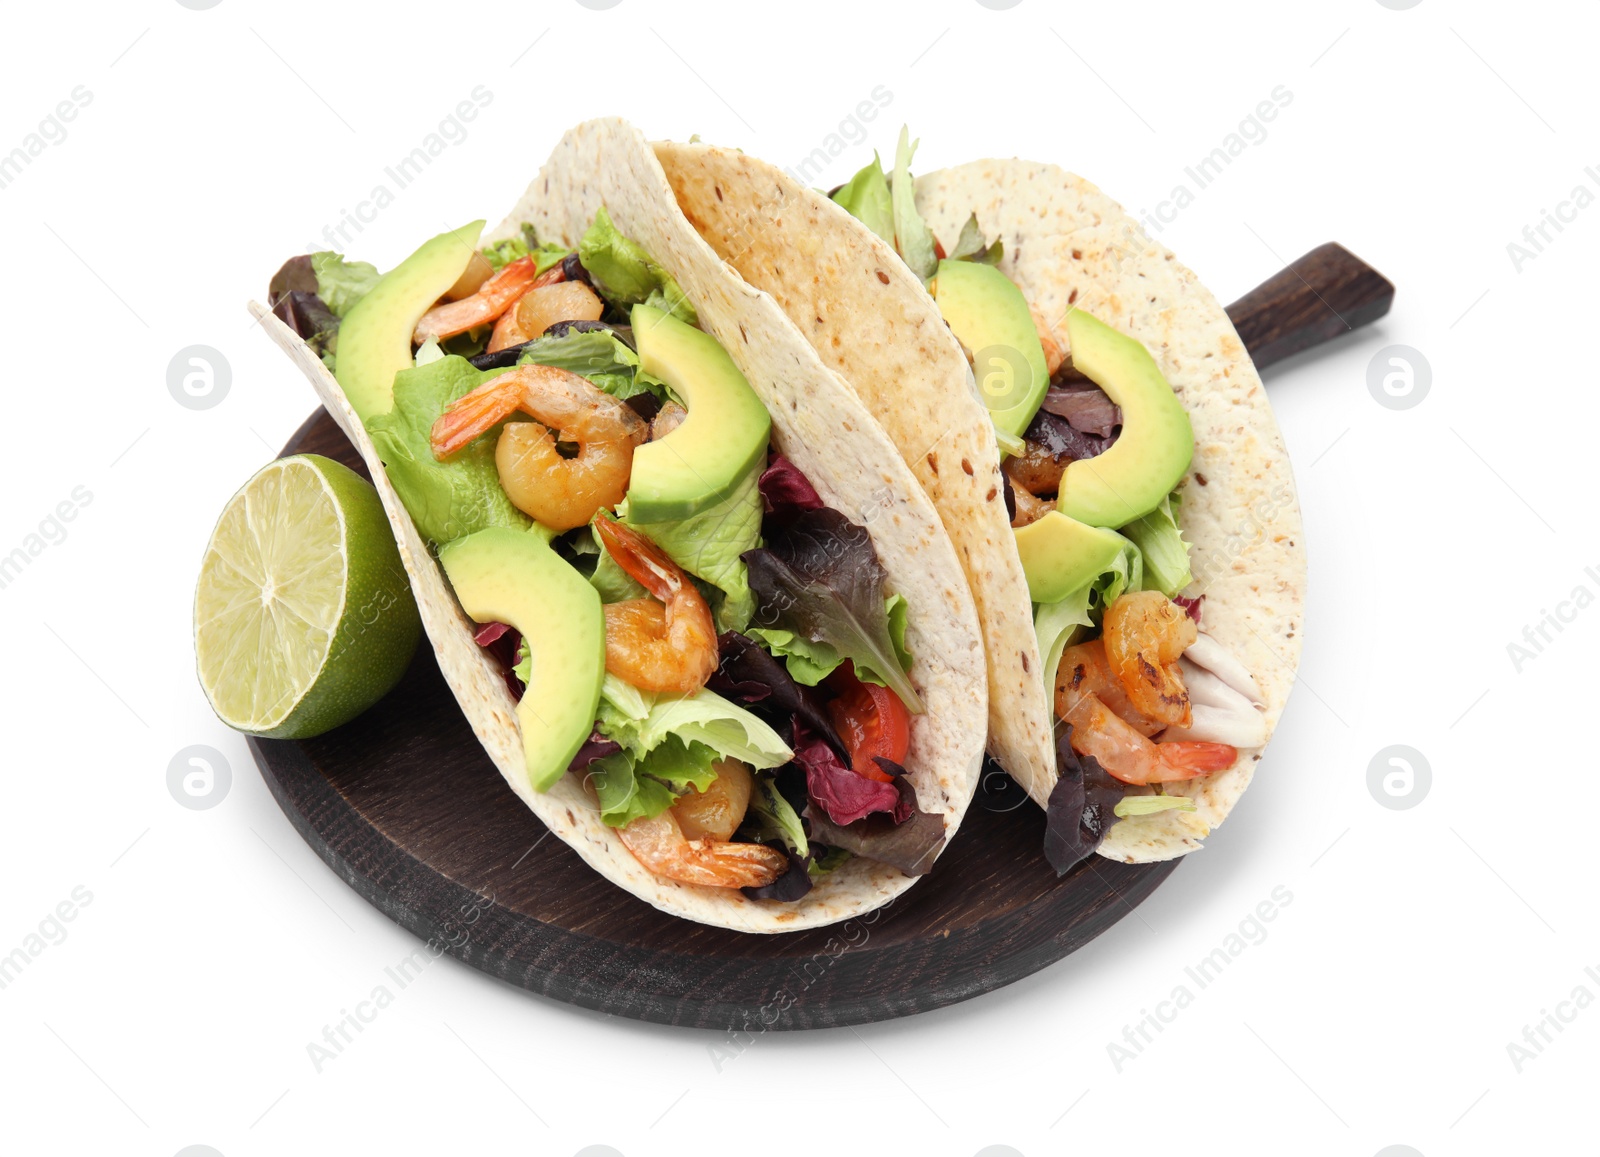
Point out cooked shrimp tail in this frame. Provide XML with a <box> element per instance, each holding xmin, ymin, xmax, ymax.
<box><xmin>414</xmin><ymin>254</ymin><xmax>547</xmax><ymax>344</ymax></box>
<box><xmin>1103</xmin><ymin>591</ymin><xmax>1199</xmax><ymax>727</ymax></box>
<box><xmin>1062</xmin><ymin>693</ymin><xmax>1236</xmax><ymax>786</ymax></box>
<box><xmin>595</xmin><ymin>515</ymin><xmax>718</xmax><ymax>694</ymax></box>
<box><xmin>430</xmin><ymin>364</ymin><xmax>645</xmax><ymax>531</ymax></box>
<box><xmin>615</xmin><ymin>808</ymin><xmax>785</xmax><ymax>888</ymax></box>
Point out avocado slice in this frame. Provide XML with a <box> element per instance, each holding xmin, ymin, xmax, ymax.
<box><xmin>1014</xmin><ymin>511</ymin><xmax>1132</xmax><ymax>605</ymax></box>
<box><xmin>437</xmin><ymin>526</ymin><xmax>604</xmax><ymax>792</ymax></box>
<box><xmin>336</xmin><ymin>221</ymin><xmax>485</xmax><ymax>422</ymax></box>
<box><xmin>930</xmin><ymin>259</ymin><xmax>1050</xmax><ymax>439</ymax></box>
<box><xmin>628</xmin><ymin>303</ymin><xmax>771</xmax><ymax>524</ymax></box>
<box><xmin>1056</xmin><ymin>311</ymin><xmax>1194</xmax><ymax>528</ymax></box>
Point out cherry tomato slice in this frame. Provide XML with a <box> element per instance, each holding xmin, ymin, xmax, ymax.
<box><xmin>825</xmin><ymin>663</ymin><xmax>911</xmax><ymax>782</ymax></box>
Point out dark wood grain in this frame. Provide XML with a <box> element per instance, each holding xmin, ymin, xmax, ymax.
<box><xmin>250</xmin><ymin>410</ymin><xmax>1178</xmax><ymax>1031</ymax></box>
<box><xmin>1226</xmin><ymin>242</ymin><xmax>1395</xmax><ymax>369</ymax></box>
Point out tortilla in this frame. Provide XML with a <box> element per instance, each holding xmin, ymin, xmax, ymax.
<box><xmin>654</xmin><ymin>143</ymin><xmax>1057</xmax><ymax>806</ymax></box>
<box><xmin>656</xmin><ymin>145</ymin><xmax>1305</xmax><ymax>862</ymax></box>
<box><xmin>249</xmin><ymin>118</ymin><xmax>987</xmax><ymax>931</ymax></box>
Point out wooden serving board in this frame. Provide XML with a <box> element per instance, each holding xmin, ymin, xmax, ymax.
<box><xmin>250</xmin><ymin>244</ymin><xmax>1392</xmax><ymax>1031</ymax></box>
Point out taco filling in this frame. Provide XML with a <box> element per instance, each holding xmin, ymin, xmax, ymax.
<box><xmin>829</xmin><ymin>131</ymin><xmax>1270</xmax><ymax>872</ymax></box>
<box><xmin>267</xmin><ymin>209</ymin><xmax>942</xmax><ymax>899</ymax></box>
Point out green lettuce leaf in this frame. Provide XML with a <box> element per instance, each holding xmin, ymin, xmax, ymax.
<box><xmin>512</xmin><ymin>636</ymin><xmax>531</xmax><ymax>687</ymax></box>
<box><xmin>481</xmin><ymin>236</ymin><xmax>527</xmax><ymax>271</ymax></box>
<box><xmin>1114</xmin><ymin>794</ymin><xmax>1198</xmax><ymax>818</ymax></box>
<box><xmin>595</xmin><ymin>673</ymin><xmax>651</xmax><ymax>733</ymax></box>
<box><xmin>586</xmin><ymin>737</ymin><xmax>725</xmax><ymax>829</ymax></box>
<box><xmin>365</xmin><ymin>356</ymin><xmax>531</xmax><ymax>547</ymax></box>
<box><xmin>743</xmin><ymin>510</ymin><xmax>923</xmax><ymax>710</ymax></box>
<box><xmin>1124</xmin><ymin>492</ymin><xmax>1193</xmax><ymax>597</ymax></box>
<box><xmin>830</xmin><ymin>153</ymin><xmax>895</xmax><ymax>244</ymax></box>
<box><xmin>809</xmin><ymin>846</ymin><xmax>851</xmax><ymax>876</ymax></box>
<box><xmin>1033</xmin><ymin>585</ymin><xmax>1095</xmax><ymax>695</ymax></box>
<box><xmin>749</xmin><ymin>594</ymin><xmax>912</xmax><ymax>687</ymax></box>
<box><xmin>482</xmin><ymin>223</ymin><xmax>568</xmax><ymax>273</ymax></box>
<box><xmin>890</xmin><ymin>127</ymin><xmax>937</xmax><ymax>282</ymax></box>
<box><xmin>588</xmin><ymin>526</ymin><xmax>649</xmax><ymax>603</ymax></box>
<box><xmin>595</xmin><ymin>680</ymin><xmax>792</xmax><ymax>770</ymax></box>
<box><xmin>747</xmin><ymin>774</ymin><xmax>808</xmax><ymax>857</ymax></box>
<box><xmin>414</xmin><ymin>336</ymin><xmax>446</xmax><ymax>366</ymax></box>
<box><xmin>621</xmin><ymin>464</ymin><xmax>763</xmax><ymax>632</ymax></box>
<box><xmin>310</xmin><ymin>251</ymin><xmax>381</xmax><ymax>318</ymax></box>
<box><xmin>589</xmin><ymin>752</ymin><xmax>677</xmax><ymax>828</ymax></box>
<box><xmin>745</xmin><ymin>626</ymin><xmax>838</xmax><ymax>686</ymax></box>
<box><xmin>878</xmin><ymin>592</ymin><xmax>913</xmax><ymax>684</ymax></box>
<box><xmin>1032</xmin><ymin>535</ymin><xmax>1143</xmax><ymax>690</ymax></box>
<box><xmin>948</xmin><ymin>213</ymin><xmax>1003</xmax><ymax>265</ymax></box>
<box><xmin>637</xmin><ymin>734</ymin><xmax>721</xmax><ymax>793</ymax></box>
<box><xmin>512</xmin><ymin>327</ymin><xmax>664</xmax><ymax>402</ymax></box>
<box><xmin>578</xmin><ymin>206</ymin><xmax>698</xmax><ymax>325</ymax></box>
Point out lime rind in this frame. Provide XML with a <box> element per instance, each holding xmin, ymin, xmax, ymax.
<box><xmin>194</xmin><ymin>454</ymin><xmax>420</xmax><ymax>739</ymax></box>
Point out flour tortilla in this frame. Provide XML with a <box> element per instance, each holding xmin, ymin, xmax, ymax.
<box><xmin>249</xmin><ymin>118</ymin><xmax>986</xmax><ymax>931</ymax></box>
<box><xmin>655</xmin><ymin>143</ymin><xmax>1056</xmax><ymax>807</ymax></box>
<box><xmin>656</xmin><ymin>146</ymin><xmax>1305</xmax><ymax>862</ymax></box>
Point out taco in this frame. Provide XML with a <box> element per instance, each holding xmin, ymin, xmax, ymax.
<box><xmin>654</xmin><ymin>130</ymin><xmax>1305</xmax><ymax>869</ymax></box>
<box><xmin>249</xmin><ymin>118</ymin><xmax>987</xmax><ymax>932</ymax></box>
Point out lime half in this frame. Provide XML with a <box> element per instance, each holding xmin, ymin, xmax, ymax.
<box><xmin>194</xmin><ymin>454</ymin><xmax>422</xmax><ymax>738</ymax></box>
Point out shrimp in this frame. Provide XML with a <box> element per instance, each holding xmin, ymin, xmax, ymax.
<box><xmin>1102</xmin><ymin>590</ymin><xmax>1198</xmax><ymax>727</ymax></box>
<box><xmin>651</xmin><ymin>400</ymin><xmax>687</xmax><ymax>441</ymax></box>
<box><xmin>487</xmin><ymin>302</ymin><xmax>536</xmax><ymax>353</ymax></box>
<box><xmin>1055</xmin><ymin>635</ymin><xmax>1235</xmax><ymax>786</ymax></box>
<box><xmin>1055</xmin><ymin>639</ymin><xmax>1164</xmax><ymax>738</ymax></box>
<box><xmin>430</xmin><ymin>364</ymin><xmax>645</xmax><ymax>531</ymax></box>
<box><xmin>1060</xmin><ymin>693</ymin><xmax>1237</xmax><ymax>786</ymax></box>
<box><xmin>616</xmin><ymin>809</ymin><xmax>786</xmax><ymax>888</ymax></box>
<box><xmin>1030</xmin><ymin>302</ymin><xmax>1066</xmax><ymax>377</ymax></box>
<box><xmin>1008</xmin><ymin>473</ymin><xmax>1054</xmax><ymax>528</ymax></box>
<box><xmin>1004</xmin><ymin>439</ymin><xmax>1069</xmax><ymax>501</ymax></box>
<box><xmin>594</xmin><ymin>515</ymin><xmax>717</xmax><ymax>694</ymax></box>
<box><xmin>672</xmin><ymin>758</ymin><xmax>754</xmax><ymax>842</ymax></box>
<box><xmin>414</xmin><ymin>255</ymin><xmax>563</xmax><ymax>344</ymax></box>
<box><xmin>488</xmin><ymin>279</ymin><xmax>604</xmax><ymax>353</ymax></box>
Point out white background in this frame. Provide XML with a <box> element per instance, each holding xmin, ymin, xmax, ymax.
<box><xmin>1</xmin><ymin>1</ymin><xmax>1594</xmax><ymax>1154</ymax></box>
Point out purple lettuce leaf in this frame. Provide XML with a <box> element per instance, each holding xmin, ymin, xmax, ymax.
<box><xmin>473</xmin><ymin>621</ymin><xmax>525</xmax><ymax>699</ymax></box>
<box><xmin>1043</xmin><ymin>724</ymin><xmax>1124</xmax><ymax>875</ymax></box>
<box><xmin>567</xmin><ymin>731</ymin><xmax>621</xmax><ymax>773</ymax></box>
<box><xmin>741</xmin><ymin>846</ymin><xmax>814</xmax><ymax>902</ymax></box>
<box><xmin>1023</xmin><ymin>407</ymin><xmax>1117</xmax><ymax>464</ymax></box>
<box><xmin>1038</xmin><ymin>381</ymin><xmax>1121</xmax><ymax>439</ymax></box>
<box><xmin>805</xmin><ymin>784</ymin><xmax>946</xmax><ymax>877</ymax></box>
<box><xmin>742</xmin><ymin>508</ymin><xmax>922</xmax><ymax>711</ymax></box>
<box><xmin>759</xmin><ymin>454</ymin><xmax>825</xmax><ymax>519</ymax></box>
<box><xmin>707</xmin><ymin>632</ymin><xmax>848</xmax><ymax>761</ymax></box>
<box><xmin>794</xmin><ymin>726</ymin><xmax>900</xmax><ymax>825</ymax></box>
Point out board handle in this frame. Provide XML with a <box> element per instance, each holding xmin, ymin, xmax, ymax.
<box><xmin>1225</xmin><ymin>242</ymin><xmax>1395</xmax><ymax>370</ymax></box>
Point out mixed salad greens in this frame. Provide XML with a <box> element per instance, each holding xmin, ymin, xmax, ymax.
<box><xmin>268</xmin><ymin>210</ymin><xmax>943</xmax><ymax>897</ymax></box>
<box><xmin>830</xmin><ymin>130</ymin><xmax>1263</xmax><ymax>872</ymax></box>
